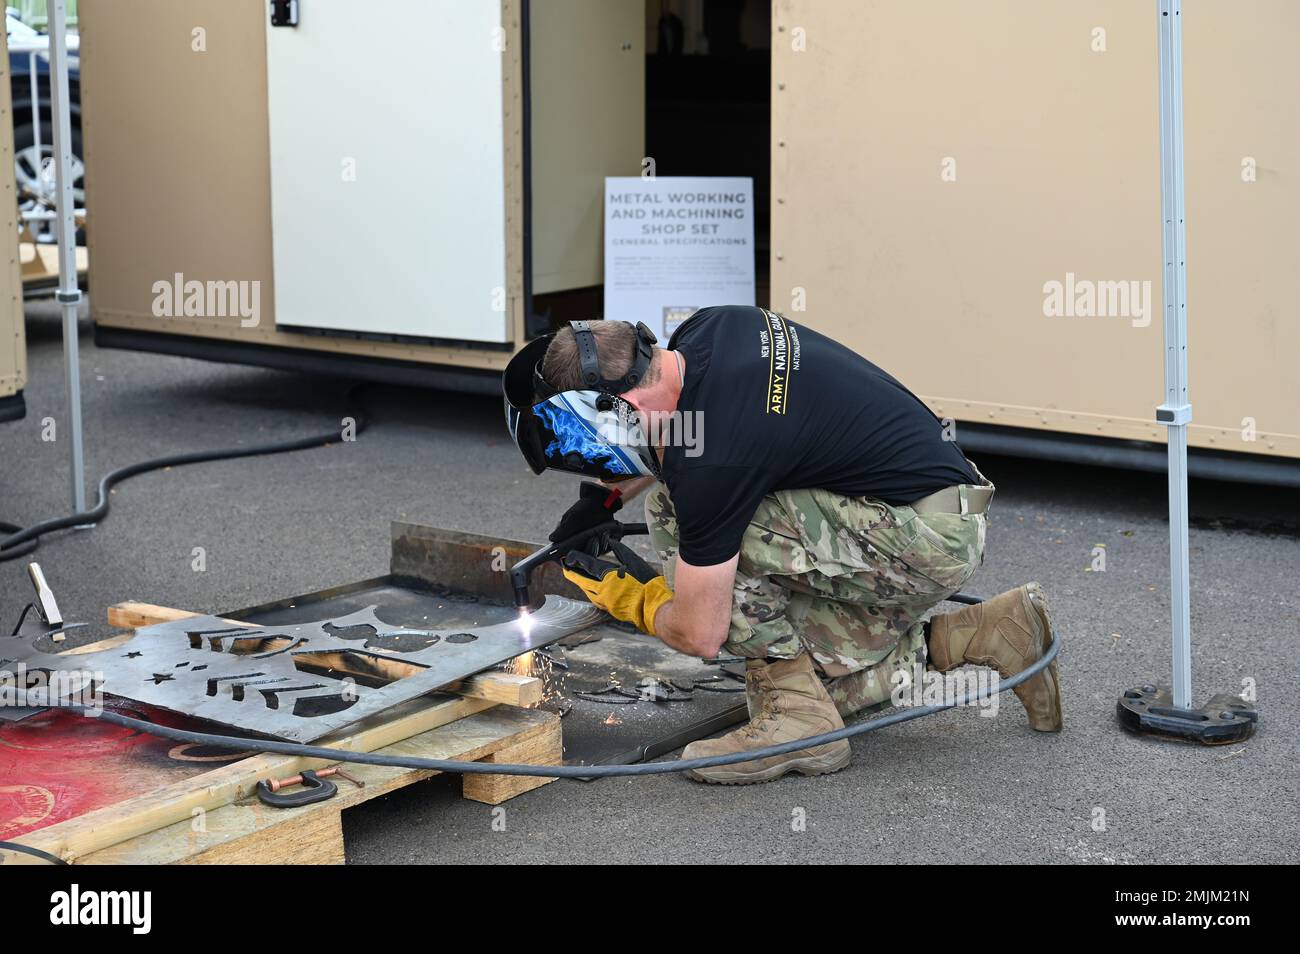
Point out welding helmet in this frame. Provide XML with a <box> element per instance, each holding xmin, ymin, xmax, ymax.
<box><xmin>503</xmin><ymin>320</ymin><xmax>660</xmax><ymax>481</ymax></box>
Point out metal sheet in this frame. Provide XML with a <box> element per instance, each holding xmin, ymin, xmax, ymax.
<box><xmin>0</xmin><ymin>599</ymin><xmax>604</xmax><ymax>742</ymax></box>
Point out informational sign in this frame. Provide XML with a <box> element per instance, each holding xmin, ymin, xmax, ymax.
<box><xmin>603</xmin><ymin>176</ymin><xmax>755</xmax><ymax>340</ymax></box>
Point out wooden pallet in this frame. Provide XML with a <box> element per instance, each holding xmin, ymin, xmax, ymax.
<box><xmin>78</xmin><ymin>704</ymin><xmax>560</xmax><ymax>865</ymax></box>
<box><xmin>1</xmin><ymin>602</ymin><xmax>561</xmax><ymax>865</ymax></box>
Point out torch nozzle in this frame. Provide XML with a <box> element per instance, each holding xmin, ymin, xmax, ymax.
<box><xmin>511</xmin><ymin>575</ymin><xmax>531</xmax><ymax>612</ymax></box>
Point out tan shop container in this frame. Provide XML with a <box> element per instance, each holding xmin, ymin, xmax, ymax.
<box><xmin>79</xmin><ymin>0</ymin><xmax>1296</xmax><ymax>480</ymax></box>
<box><xmin>771</xmin><ymin>0</ymin><xmax>1299</xmax><ymax>475</ymax></box>
<box><xmin>79</xmin><ymin>0</ymin><xmax>643</xmax><ymax>389</ymax></box>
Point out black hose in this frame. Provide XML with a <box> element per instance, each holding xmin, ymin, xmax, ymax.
<box><xmin>0</xmin><ymin>385</ymin><xmax>369</xmax><ymax>562</ymax></box>
<box><xmin>0</xmin><ymin>524</ymin><xmax>37</xmax><ymax>560</ymax></box>
<box><xmin>10</xmin><ymin>625</ymin><xmax>1059</xmax><ymax>780</ymax></box>
<box><xmin>0</xmin><ymin>404</ymin><xmax>1059</xmax><ymax>848</ymax></box>
<box><xmin>0</xmin><ymin>598</ymin><xmax>1059</xmax><ymax>863</ymax></box>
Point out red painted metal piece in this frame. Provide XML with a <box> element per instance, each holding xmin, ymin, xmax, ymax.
<box><xmin>0</xmin><ymin>698</ymin><xmax>250</xmax><ymax>840</ymax></box>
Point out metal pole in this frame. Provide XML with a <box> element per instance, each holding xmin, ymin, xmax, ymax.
<box><xmin>45</xmin><ymin>0</ymin><xmax>86</xmax><ymax>515</ymax></box>
<box><xmin>28</xmin><ymin>52</ymin><xmax>41</xmax><ymax>162</ymax></box>
<box><xmin>1155</xmin><ymin>0</ymin><xmax>1192</xmax><ymax>709</ymax></box>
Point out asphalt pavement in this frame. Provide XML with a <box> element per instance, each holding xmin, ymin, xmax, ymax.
<box><xmin>3</xmin><ymin>302</ymin><xmax>1297</xmax><ymax>864</ymax></box>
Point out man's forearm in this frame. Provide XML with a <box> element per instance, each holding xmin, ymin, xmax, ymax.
<box><xmin>649</xmin><ymin>595</ymin><xmax>730</xmax><ymax>659</ymax></box>
<box><xmin>650</xmin><ymin>553</ymin><xmax>738</xmax><ymax>658</ymax></box>
<box><xmin>648</xmin><ymin>599</ymin><xmax>707</xmax><ymax>657</ymax></box>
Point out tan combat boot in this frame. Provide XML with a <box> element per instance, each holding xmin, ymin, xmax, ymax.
<box><xmin>681</xmin><ymin>653</ymin><xmax>851</xmax><ymax>784</ymax></box>
<box><xmin>926</xmin><ymin>582</ymin><xmax>1062</xmax><ymax>732</ymax></box>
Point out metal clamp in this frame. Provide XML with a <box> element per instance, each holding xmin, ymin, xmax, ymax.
<box><xmin>256</xmin><ymin>765</ymin><xmax>364</xmax><ymax>808</ymax></box>
<box><xmin>256</xmin><ymin>770</ymin><xmax>336</xmax><ymax>808</ymax></box>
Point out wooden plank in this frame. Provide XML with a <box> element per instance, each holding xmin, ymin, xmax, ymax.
<box><xmin>77</xmin><ymin>707</ymin><xmax>559</xmax><ymax>865</ymax></box>
<box><xmin>104</xmin><ymin>601</ymin><xmax>542</xmax><ymax>706</ymax></box>
<box><xmin>184</xmin><ymin>810</ymin><xmax>346</xmax><ymax>866</ymax></box>
<box><xmin>105</xmin><ymin>601</ymin><xmax>206</xmax><ymax>630</ymax></box>
<box><xmin>440</xmin><ymin>672</ymin><xmax>541</xmax><ymax>707</ymax></box>
<box><xmin>60</xmin><ymin>632</ymin><xmax>133</xmax><ymax>655</ymax></box>
<box><xmin>1</xmin><ymin>693</ymin><xmax>495</xmax><ymax>864</ymax></box>
<box><xmin>462</xmin><ymin>714</ymin><xmax>562</xmax><ymax>805</ymax></box>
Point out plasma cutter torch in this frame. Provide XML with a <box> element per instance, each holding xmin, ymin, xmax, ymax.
<box><xmin>509</xmin><ymin>520</ymin><xmax>648</xmax><ymax>612</ymax></box>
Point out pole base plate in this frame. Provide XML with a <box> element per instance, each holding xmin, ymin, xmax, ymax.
<box><xmin>1117</xmin><ymin>685</ymin><xmax>1257</xmax><ymax>744</ymax></box>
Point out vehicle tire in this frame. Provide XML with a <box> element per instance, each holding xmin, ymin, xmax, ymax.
<box><xmin>12</xmin><ymin>120</ymin><xmax>84</xmax><ymax>245</ymax></box>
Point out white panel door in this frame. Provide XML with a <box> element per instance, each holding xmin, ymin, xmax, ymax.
<box><xmin>266</xmin><ymin>1</ymin><xmax>508</xmax><ymax>342</ymax></box>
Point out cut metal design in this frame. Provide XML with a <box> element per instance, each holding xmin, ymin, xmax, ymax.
<box><xmin>0</xmin><ymin>600</ymin><xmax>604</xmax><ymax>742</ymax></box>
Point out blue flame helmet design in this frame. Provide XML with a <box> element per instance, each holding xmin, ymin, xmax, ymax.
<box><xmin>503</xmin><ymin>321</ymin><xmax>659</xmax><ymax>481</ymax></box>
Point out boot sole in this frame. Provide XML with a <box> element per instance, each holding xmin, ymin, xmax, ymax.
<box><xmin>685</xmin><ymin>743</ymin><xmax>851</xmax><ymax>785</ymax></box>
<box><xmin>1024</xmin><ymin>583</ymin><xmax>1063</xmax><ymax>732</ymax></box>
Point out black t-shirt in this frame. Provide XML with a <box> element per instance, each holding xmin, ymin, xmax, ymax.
<box><xmin>660</xmin><ymin>305</ymin><xmax>979</xmax><ymax>566</ymax></box>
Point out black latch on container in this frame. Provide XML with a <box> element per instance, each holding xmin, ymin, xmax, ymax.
<box><xmin>270</xmin><ymin>0</ymin><xmax>299</xmax><ymax>28</ymax></box>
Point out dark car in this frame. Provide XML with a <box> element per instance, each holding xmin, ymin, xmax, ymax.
<box><xmin>7</xmin><ymin>12</ymin><xmax>82</xmax><ymax>243</ymax></box>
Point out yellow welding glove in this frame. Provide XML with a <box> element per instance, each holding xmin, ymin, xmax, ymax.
<box><xmin>561</xmin><ymin>543</ymin><xmax>673</xmax><ymax>636</ymax></box>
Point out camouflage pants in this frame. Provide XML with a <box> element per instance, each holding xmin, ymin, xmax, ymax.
<box><xmin>645</xmin><ymin>484</ymin><xmax>987</xmax><ymax>716</ymax></box>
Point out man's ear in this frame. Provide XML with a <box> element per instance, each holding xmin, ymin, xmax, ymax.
<box><xmin>619</xmin><ymin>368</ymin><xmax>652</xmax><ymax>412</ymax></box>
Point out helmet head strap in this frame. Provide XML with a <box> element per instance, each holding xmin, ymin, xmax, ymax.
<box><xmin>510</xmin><ymin>320</ymin><xmax>660</xmax><ymax>410</ymax></box>
<box><xmin>565</xmin><ymin>320</ymin><xmax>658</xmax><ymax>395</ymax></box>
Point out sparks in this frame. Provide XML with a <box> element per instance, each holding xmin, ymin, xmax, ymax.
<box><xmin>507</xmin><ymin>650</ymin><xmax>536</xmax><ymax>677</ymax></box>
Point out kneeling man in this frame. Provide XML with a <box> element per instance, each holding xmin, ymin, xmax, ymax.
<box><xmin>504</xmin><ymin>306</ymin><xmax>1060</xmax><ymax>785</ymax></box>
